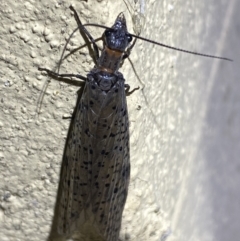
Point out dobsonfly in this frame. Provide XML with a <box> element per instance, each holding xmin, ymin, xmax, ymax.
<box><xmin>38</xmin><ymin>5</ymin><xmax>231</xmax><ymax>241</ymax></box>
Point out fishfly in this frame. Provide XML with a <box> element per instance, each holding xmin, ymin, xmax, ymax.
<box><xmin>38</xmin><ymin>5</ymin><xmax>231</xmax><ymax>241</ymax></box>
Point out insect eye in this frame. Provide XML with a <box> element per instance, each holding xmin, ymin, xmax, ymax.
<box><xmin>127</xmin><ymin>34</ymin><xmax>132</xmax><ymax>43</ymax></box>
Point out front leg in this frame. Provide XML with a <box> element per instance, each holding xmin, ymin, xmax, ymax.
<box><xmin>122</xmin><ymin>37</ymin><xmax>138</xmax><ymax>60</ymax></box>
<box><xmin>38</xmin><ymin>67</ymin><xmax>87</xmax><ymax>82</ymax></box>
<box><xmin>69</xmin><ymin>5</ymin><xmax>100</xmax><ymax>61</ymax></box>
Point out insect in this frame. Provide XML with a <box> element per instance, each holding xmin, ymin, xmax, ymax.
<box><xmin>39</xmin><ymin>5</ymin><xmax>231</xmax><ymax>241</ymax></box>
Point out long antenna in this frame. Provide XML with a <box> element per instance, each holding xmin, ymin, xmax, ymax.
<box><xmin>83</xmin><ymin>23</ymin><xmax>232</xmax><ymax>62</ymax></box>
<box><xmin>130</xmin><ymin>33</ymin><xmax>232</xmax><ymax>61</ymax></box>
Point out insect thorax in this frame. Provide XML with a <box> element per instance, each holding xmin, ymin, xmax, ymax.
<box><xmin>97</xmin><ymin>46</ymin><xmax>124</xmax><ymax>74</ymax></box>
<box><xmin>88</xmin><ymin>69</ymin><xmax>124</xmax><ymax>92</ymax></box>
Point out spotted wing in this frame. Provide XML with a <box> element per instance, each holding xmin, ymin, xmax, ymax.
<box><xmin>57</xmin><ymin>72</ymin><xmax>130</xmax><ymax>241</ymax></box>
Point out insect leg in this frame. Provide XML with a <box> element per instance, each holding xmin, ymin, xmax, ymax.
<box><xmin>38</xmin><ymin>67</ymin><xmax>87</xmax><ymax>81</ymax></box>
<box><xmin>122</xmin><ymin>37</ymin><xmax>138</xmax><ymax>60</ymax></box>
<box><xmin>69</xmin><ymin>5</ymin><xmax>100</xmax><ymax>61</ymax></box>
<box><xmin>125</xmin><ymin>84</ymin><xmax>140</xmax><ymax>95</ymax></box>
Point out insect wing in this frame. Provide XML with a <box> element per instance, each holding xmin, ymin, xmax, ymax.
<box><xmin>57</xmin><ymin>71</ymin><xmax>130</xmax><ymax>241</ymax></box>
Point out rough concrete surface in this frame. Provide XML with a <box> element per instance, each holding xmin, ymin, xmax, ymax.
<box><xmin>0</xmin><ymin>0</ymin><xmax>238</xmax><ymax>241</ymax></box>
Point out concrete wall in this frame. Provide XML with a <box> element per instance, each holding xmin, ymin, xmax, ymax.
<box><xmin>0</xmin><ymin>0</ymin><xmax>238</xmax><ymax>241</ymax></box>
